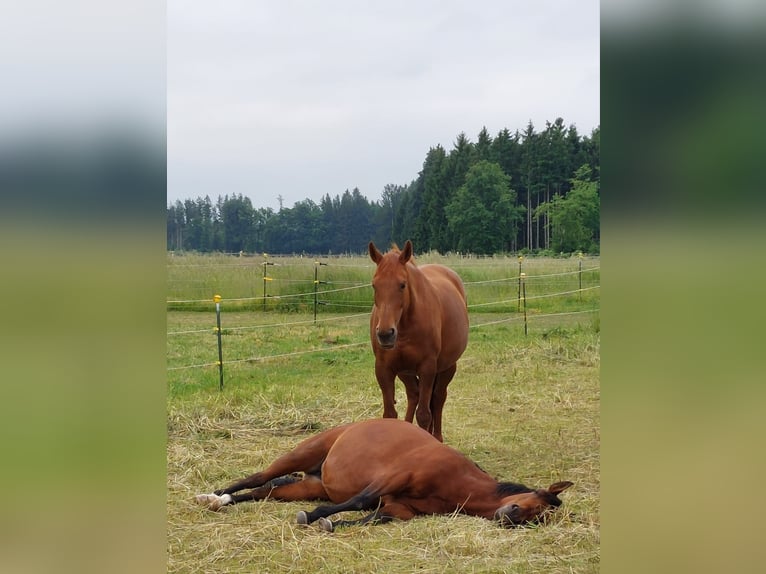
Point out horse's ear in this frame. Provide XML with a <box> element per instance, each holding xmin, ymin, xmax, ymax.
<box><xmin>399</xmin><ymin>240</ymin><xmax>413</xmax><ymax>264</ymax></box>
<box><xmin>369</xmin><ymin>241</ymin><xmax>383</xmax><ymax>264</ymax></box>
<box><xmin>547</xmin><ymin>481</ymin><xmax>574</xmax><ymax>495</ymax></box>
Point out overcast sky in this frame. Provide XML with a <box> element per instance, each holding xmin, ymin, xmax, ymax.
<box><xmin>167</xmin><ymin>1</ymin><xmax>600</xmax><ymax>211</ymax></box>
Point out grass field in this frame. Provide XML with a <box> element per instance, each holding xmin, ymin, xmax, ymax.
<box><xmin>167</xmin><ymin>254</ymin><xmax>600</xmax><ymax>573</ymax></box>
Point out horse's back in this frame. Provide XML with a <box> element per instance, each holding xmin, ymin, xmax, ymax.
<box><xmin>330</xmin><ymin>419</ymin><xmax>436</xmax><ymax>462</ymax></box>
<box><xmin>420</xmin><ymin>264</ymin><xmax>467</xmax><ymax>302</ymax></box>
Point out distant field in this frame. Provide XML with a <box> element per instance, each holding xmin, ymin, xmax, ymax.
<box><xmin>167</xmin><ymin>253</ymin><xmax>600</xmax><ymax>573</ymax></box>
<box><xmin>167</xmin><ymin>251</ymin><xmax>600</xmax><ymax>313</ymax></box>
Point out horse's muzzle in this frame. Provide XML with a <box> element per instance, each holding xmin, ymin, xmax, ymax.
<box><xmin>376</xmin><ymin>328</ymin><xmax>397</xmax><ymax>349</ymax></box>
<box><xmin>494</xmin><ymin>504</ymin><xmax>523</xmax><ymax>527</ymax></box>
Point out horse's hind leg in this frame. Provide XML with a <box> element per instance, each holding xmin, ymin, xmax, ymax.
<box><xmin>230</xmin><ymin>473</ymin><xmax>328</xmax><ymax>504</ymax></box>
<box><xmin>200</xmin><ymin>474</ymin><xmax>329</xmax><ymax>511</ymax></box>
<box><xmin>227</xmin><ymin>473</ymin><xmax>302</xmax><ymax>503</ymax></box>
<box><xmin>211</xmin><ymin>425</ymin><xmax>347</xmax><ymax>496</ymax></box>
<box><xmin>196</xmin><ymin>425</ymin><xmax>348</xmax><ymax>509</ymax></box>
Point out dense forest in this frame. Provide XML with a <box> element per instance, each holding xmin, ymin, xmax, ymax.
<box><xmin>167</xmin><ymin>118</ymin><xmax>599</xmax><ymax>255</ymax></box>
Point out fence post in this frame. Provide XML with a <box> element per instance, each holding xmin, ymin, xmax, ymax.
<box><xmin>578</xmin><ymin>251</ymin><xmax>583</xmax><ymax>301</ymax></box>
<box><xmin>517</xmin><ymin>255</ymin><xmax>524</xmax><ymax>311</ymax></box>
<box><xmin>314</xmin><ymin>261</ymin><xmax>328</xmax><ymax>324</ymax></box>
<box><xmin>262</xmin><ymin>257</ymin><xmax>274</xmax><ymax>311</ymax></box>
<box><xmin>213</xmin><ymin>294</ymin><xmax>224</xmax><ymax>390</ymax></box>
<box><xmin>520</xmin><ymin>273</ymin><xmax>527</xmax><ymax>335</ymax></box>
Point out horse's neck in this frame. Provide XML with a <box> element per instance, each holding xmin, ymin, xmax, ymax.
<box><xmin>403</xmin><ymin>265</ymin><xmax>429</xmax><ymax>316</ymax></box>
<box><xmin>450</xmin><ymin>469</ymin><xmax>505</xmax><ymax>518</ymax></box>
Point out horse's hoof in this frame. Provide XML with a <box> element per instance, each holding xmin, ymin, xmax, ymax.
<box><xmin>194</xmin><ymin>493</ymin><xmax>216</xmax><ymax>506</ymax></box>
<box><xmin>194</xmin><ymin>493</ymin><xmax>229</xmax><ymax>511</ymax></box>
<box><xmin>318</xmin><ymin>517</ymin><xmax>334</xmax><ymax>533</ymax></box>
<box><xmin>296</xmin><ymin>511</ymin><xmax>309</xmax><ymax>525</ymax></box>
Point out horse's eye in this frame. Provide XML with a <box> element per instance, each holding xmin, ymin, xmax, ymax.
<box><xmin>399</xmin><ymin>282</ymin><xmax>406</xmax><ymax>290</ymax></box>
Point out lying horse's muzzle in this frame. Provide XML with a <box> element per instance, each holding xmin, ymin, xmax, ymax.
<box><xmin>494</xmin><ymin>504</ymin><xmax>524</xmax><ymax>528</ymax></box>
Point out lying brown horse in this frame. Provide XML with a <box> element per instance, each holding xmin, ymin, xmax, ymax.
<box><xmin>195</xmin><ymin>419</ymin><xmax>572</xmax><ymax>532</ymax></box>
<box><xmin>368</xmin><ymin>240</ymin><xmax>469</xmax><ymax>442</ymax></box>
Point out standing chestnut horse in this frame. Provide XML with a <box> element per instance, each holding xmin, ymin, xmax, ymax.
<box><xmin>195</xmin><ymin>418</ymin><xmax>573</xmax><ymax>532</ymax></box>
<box><xmin>368</xmin><ymin>240</ymin><xmax>469</xmax><ymax>442</ymax></box>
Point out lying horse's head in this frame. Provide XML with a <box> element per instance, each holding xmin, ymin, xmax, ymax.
<box><xmin>493</xmin><ymin>481</ymin><xmax>574</xmax><ymax>527</ymax></box>
<box><xmin>369</xmin><ymin>240</ymin><xmax>413</xmax><ymax>349</ymax></box>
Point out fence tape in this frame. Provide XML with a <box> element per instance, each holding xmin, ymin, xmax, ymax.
<box><xmin>168</xmin><ymin>263</ymin><xmax>600</xmax><ymax>373</ymax></box>
<box><xmin>168</xmin><ymin>307</ymin><xmax>599</xmax><ymax>372</ymax></box>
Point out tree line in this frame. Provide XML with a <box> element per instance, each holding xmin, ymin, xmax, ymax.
<box><xmin>167</xmin><ymin>118</ymin><xmax>599</xmax><ymax>255</ymax></box>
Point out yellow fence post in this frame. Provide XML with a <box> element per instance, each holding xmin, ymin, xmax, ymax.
<box><xmin>262</xmin><ymin>255</ymin><xmax>275</xmax><ymax>311</ymax></box>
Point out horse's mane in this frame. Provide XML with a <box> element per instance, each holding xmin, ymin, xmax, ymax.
<box><xmin>495</xmin><ymin>482</ymin><xmax>534</xmax><ymax>496</ymax></box>
<box><xmin>496</xmin><ymin>482</ymin><xmax>564</xmax><ymax>507</ymax></box>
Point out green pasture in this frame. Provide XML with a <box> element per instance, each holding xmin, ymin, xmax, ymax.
<box><xmin>167</xmin><ymin>251</ymin><xmax>600</xmax><ymax>315</ymax></box>
<box><xmin>167</xmin><ymin>253</ymin><xmax>600</xmax><ymax>573</ymax></box>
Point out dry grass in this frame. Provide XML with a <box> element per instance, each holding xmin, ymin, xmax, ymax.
<box><xmin>168</xmin><ymin>306</ymin><xmax>599</xmax><ymax>573</ymax></box>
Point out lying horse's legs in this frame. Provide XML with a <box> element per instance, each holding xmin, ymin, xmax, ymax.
<box><xmin>211</xmin><ymin>425</ymin><xmax>347</xmax><ymax>496</ymax></box>
<box><xmin>316</xmin><ymin>499</ymin><xmax>418</xmax><ymax>532</ymax></box>
<box><xmin>229</xmin><ymin>473</ymin><xmax>328</xmax><ymax>504</ymax></box>
<box><xmin>197</xmin><ymin>474</ymin><xmax>301</xmax><ymax>510</ymax></box>
<box><xmin>317</xmin><ymin>508</ymin><xmax>391</xmax><ymax>532</ymax></box>
<box><xmin>198</xmin><ymin>473</ymin><xmax>330</xmax><ymax>511</ymax></box>
<box><xmin>195</xmin><ymin>425</ymin><xmax>348</xmax><ymax>510</ymax></box>
<box><xmin>430</xmin><ymin>364</ymin><xmax>456</xmax><ymax>443</ymax></box>
<box><xmin>296</xmin><ymin>487</ymin><xmax>380</xmax><ymax>526</ymax></box>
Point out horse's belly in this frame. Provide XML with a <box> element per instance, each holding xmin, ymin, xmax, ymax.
<box><xmin>320</xmin><ymin>420</ymin><xmax>436</xmax><ymax>502</ymax></box>
<box><xmin>320</xmin><ymin>460</ymin><xmax>385</xmax><ymax>502</ymax></box>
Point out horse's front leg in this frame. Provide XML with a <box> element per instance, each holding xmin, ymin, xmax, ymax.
<box><xmin>398</xmin><ymin>373</ymin><xmax>419</xmax><ymax>423</ymax></box>
<box><xmin>415</xmin><ymin>366</ymin><xmax>437</xmax><ymax>437</ymax></box>
<box><xmin>296</xmin><ymin>486</ymin><xmax>381</xmax><ymax>526</ymax></box>
<box><xmin>318</xmin><ymin>499</ymin><xmax>417</xmax><ymax>532</ymax></box>
<box><xmin>430</xmin><ymin>364</ymin><xmax>456</xmax><ymax>443</ymax></box>
<box><xmin>316</xmin><ymin>508</ymin><xmax>391</xmax><ymax>532</ymax></box>
<box><xmin>375</xmin><ymin>362</ymin><xmax>398</xmax><ymax>419</ymax></box>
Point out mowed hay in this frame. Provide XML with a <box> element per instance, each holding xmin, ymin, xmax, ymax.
<box><xmin>168</xmin><ymin>311</ymin><xmax>599</xmax><ymax>573</ymax></box>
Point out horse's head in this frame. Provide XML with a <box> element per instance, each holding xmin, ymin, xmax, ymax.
<box><xmin>369</xmin><ymin>240</ymin><xmax>413</xmax><ymax>349</ymax></box>
<box><xmin>494</xmin><ymin>481</ymin><xmax>573</xmax><ymax>527</ymax></box>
